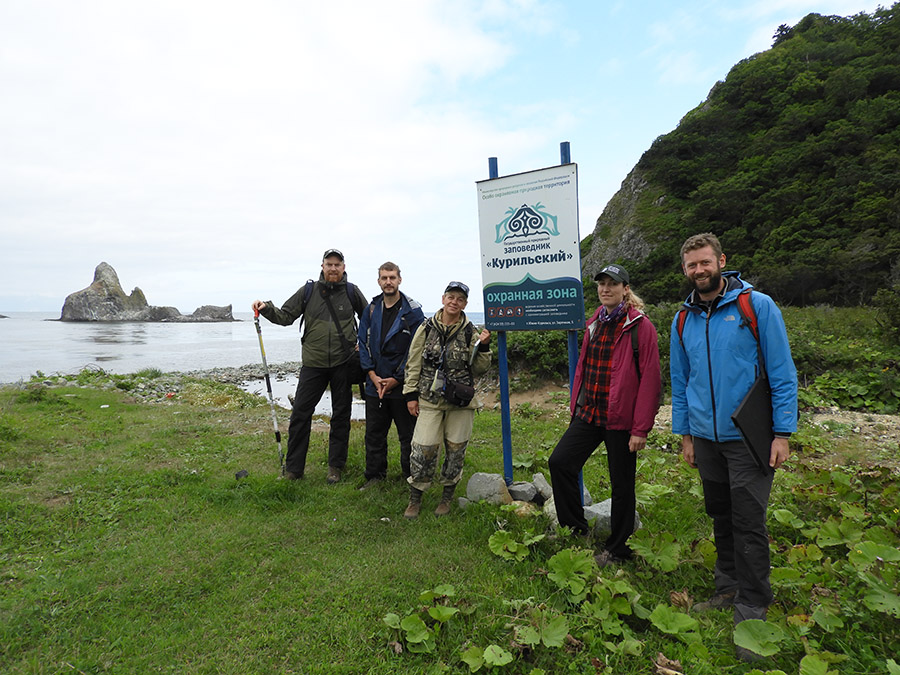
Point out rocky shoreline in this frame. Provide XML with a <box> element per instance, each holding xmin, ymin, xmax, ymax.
<box><xmin>15</xmin><ymin>362</ymin><xmax>302</xmax><ymax>405</ymax></box>
<box><xmin>183</xmin><ymin>361</ymin><xmax>302</xmax><ymax>385</ymax></box>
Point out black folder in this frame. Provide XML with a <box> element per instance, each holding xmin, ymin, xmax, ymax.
<box><xmin>731</xmin><ymin>375</ymin><xmax>774</xmax><ymax>475</ymax></box>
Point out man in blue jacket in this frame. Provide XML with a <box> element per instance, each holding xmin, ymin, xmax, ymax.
<box><xmin>357</xmin><ymin>262</ymin><xmax>425</xmax><ymax>489</ymax></box>
<box><xmin>670</xmin><ymin>233</ymin><xmax>797</xmax><ymax>662</ymax></box>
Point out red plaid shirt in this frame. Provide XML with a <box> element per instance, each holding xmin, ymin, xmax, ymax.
<box><xmin>575</xmin><ymin>315</ymin><xmax>624</xmax><ymax>426</ymax></box>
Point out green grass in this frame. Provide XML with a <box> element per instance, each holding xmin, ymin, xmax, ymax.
<box><xmin>1</xmin><ymin>382</ymin><xmax>898</xmax><ymax>674</ymax></box>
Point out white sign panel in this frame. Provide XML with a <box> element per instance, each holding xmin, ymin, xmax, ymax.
<box><xmin>476</xmin><ymin>164</ymin><xmax>584</xmax><ymax>330</ymax></box>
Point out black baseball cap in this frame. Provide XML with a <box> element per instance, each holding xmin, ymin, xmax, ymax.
<box><xmin>594</xmin><ymin>264</ymin><xmax>629</xmax><ymax>285</ymax></box>
<box><xmin>322</xmin><ymin>248</ymin><xmax>344</xmax><ymax>261</ymax></box>
<box><xmin>444</xmin><ymin>281</ymin><xmax>469</xmax><ymax>298</ymax></box>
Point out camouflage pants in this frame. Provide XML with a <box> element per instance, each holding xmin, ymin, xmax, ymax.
<box><xmin>408</xmin><ymin>401</ymin><xmax>474</xmax><ymax>491</ymax></box>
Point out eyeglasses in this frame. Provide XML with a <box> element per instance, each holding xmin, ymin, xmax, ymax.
<box><xmin>444</xmin><ymin>281</ymin><xmax>469</xmax><ymax>296</ymax></box>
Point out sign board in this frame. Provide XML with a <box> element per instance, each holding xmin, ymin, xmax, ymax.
<box><xmin>476</xmin><ymin>164</ymin><xmax>584</xmax><ymax>330</ymax></box>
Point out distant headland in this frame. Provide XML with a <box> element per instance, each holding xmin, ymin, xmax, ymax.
<box><xmin>60</xmin><ymin>262</ymin><xmax>235</xmax><ymax>322</ymax></box>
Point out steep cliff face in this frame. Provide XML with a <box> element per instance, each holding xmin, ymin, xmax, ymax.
<box><xmin>60</xmin><ymin>263</ymin><xmax>234</xmax><ymax>322</ymax></box>
<box><xmin>582</xmin><ymin>168</ymin><xmax>656</xmax><ymax>277</ymax></box>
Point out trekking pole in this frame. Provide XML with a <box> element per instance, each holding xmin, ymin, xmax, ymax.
<box><xmin>254</xmin><ymin>308</ymin><xmax>285</xmax><ymax>475</ymax></box>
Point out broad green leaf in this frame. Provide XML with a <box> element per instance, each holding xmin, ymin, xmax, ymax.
<box><xmin>770</xmin><ymin>567</ymin><xmax>803</xmax><ymax>584</ymax></box>
<box><xmin>629</xmin><ymin>530</ymin><xmax>681</xmax><ymax>572</ymax></box>
<box><xmin>483</xmin><ymin>644</ymin><xmax>513</xmax><ymax>667</ymax></box>
<box><xmin>582</xmin><ymin>598</ymin><xmax>610</xmax><ymax>620</ymax></box>
<box><xmin>600</xmin><ymin>616</ymin><xmax>625</xmax><ymax>636</ymax></box>
<box><xmin>733</xmin><ymin>619</ymin><xmax>786</xmax><ymax>657</ymax></box>
<box><xmin>603</xmin><ymin>577</ymin><xmax>639</xmax><ymax>597</ymax></box>
<box><xmin>887</xmin><ymin>658</ymin><xmax>900</xmax><ymax>675</ymax></box>
<box><xmin>514</xmin><ymin>625</ymin><xmax>540</xmax><ymax>646</ymax></box>
<box><xmin>512</xmin><ymin>453</ymin><xmax>533</xmax><ymax>468</ymax></box>
<box><xmin>634</xmin><ymin>481</ymin><xmax>673</xmax><ymax>506</ymax></box>
<box><xmin>547</xmin><ymin>548</ymin><xmax>595</xmax><ymax>601</ymax></box>
<box><xmin>815</xmin><ymin>517</ymin><xmax>863</xmax><ymax>548</ymax></box>
<box><xmin>602</xmin><ymin>636</ymin><xmax>643</xmax><ymax>656</ymax></box>
<box><xmin>862</xmin><ymin>587</ymin><xmax>900</xmax><ymax>617</ymax></box>
<box><xmin>433</xmin><ymin>584</ymin><xmax>456</xmax><ymax>597</ymax></box>
<box><xmin>649</xmin><ymin>604</ymin><xmax>698</xmax><ymax>634</ymax></box>
<box><xmin>406</xmin><ymin>635</ymin><xmax>436</xmax><ymax>653</ymax></box>
<box><xmin>428</xmin><ymin>605</ymin><xmax>459</xmax><ymax>623</ymax></box>
<box><xmin>610</xmin><ymin>595</ymin><xmax>632</xmax><ymax>615</ymax></box>
<box><xmin>382</xmin><ymin>612</ymin><xmax>401</xmax><ymax>630</ymax></box>
<box><xmin>799</xmin><ymin>654</ymin><xmax>834</xmax><ymax>675</ymax></box>
<box><xmin>488</xmin><ymin>530</ymin><xmax>529</xmax><ymax>561</ymax></box>
<box><xmin>849</xmin><ymin>540</ymin><xmax>900</xmax><ymax>568</ymax></box>
<box><xmin>539</xmin><ymin>614</ymin><xmax>568</xmax><ymax>648</ymax></box>
<box><xmin>696</xmin><ymin>538</ymin><xmax>717</xmax><ymax>569</ymax></box>
<box><xmin>864</xmin><ymin>525</ymin><xmax>898</xmax><ymax>547</ymax></box>
<box><xmin>811</xmin><ymin>605</ymin><xmax>843</xmax><ymax>632</ymax></box>
<box><xmin>618</xmin><ymin>636</ymin><xmax>643</xmax><ymax>656</ymax></box>
<box><xmin>773</xmin><ymin>508</ymin><xmax>804</xmax><ymax>528</ymax></box>
<box><xmin>400</xmin><ymin>614</ymin><xmax>431</xmax><ymax>643</ymax></box>
<box><xmin>840</xmin><ymin>502</ymin><xmax>866</xmax><ymax>522</ymax></box>
<box><xmin>460</xmin><ymin>645</ymin><xmax>484</xmax><ymax>672</ymax></box>
<box><xmin>829</xmin><ymin>470</ymin><xmax>852</xmax><ymax>488</ymax></box>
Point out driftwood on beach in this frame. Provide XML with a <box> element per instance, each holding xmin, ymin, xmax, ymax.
<box><xmin>60</xmin><ymin>262</ymin><xmax>235</xmax><ymax>322</ymax></box>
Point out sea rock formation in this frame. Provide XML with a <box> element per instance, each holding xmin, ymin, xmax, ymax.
<box><xmin>60</xmin><ymin>262</ymin><xmax>235</xmax><ymax>322</ymax></box>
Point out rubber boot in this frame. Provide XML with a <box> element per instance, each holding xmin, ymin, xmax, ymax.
<box><xmin>404</xmin><ymin>486</ymin><xmax>423</xmax><ymax>519</ymax></box>
<box><xmin>434</xmin><ymin>484</ymin><xmax>456</xmax><ymax>517</ymax></box>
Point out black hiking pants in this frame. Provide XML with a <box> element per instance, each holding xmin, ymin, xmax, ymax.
<box><xmin>285</xmin><ymin>362</ymin><xmax>353</xmax><ymax>476</ymax></box>
<box><xmin>548</xmin><ymin>418</ymin><xmax>635</xmax><ymax>558</ymax></box>
<box><xmin>363</xmin><ymin>394</ymin><xmax>415</xmax><ymax>480</ymax></box>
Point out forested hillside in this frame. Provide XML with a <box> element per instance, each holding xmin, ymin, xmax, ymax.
<box><xmin>585</xmin><ymin>3</ymin><xmax>900</xmax><ymax>307</ymax></box>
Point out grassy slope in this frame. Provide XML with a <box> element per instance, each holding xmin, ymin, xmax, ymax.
<box><xmin>1</xmin><ymin>383</ymin><xmax>898</xmax><ymax>674</ymax></box>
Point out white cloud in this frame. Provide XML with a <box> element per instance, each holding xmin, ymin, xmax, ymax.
<box><xmin>1</xmin><ymin>0</ymin><xmax>891</xmax><ymax>315</ymax></box>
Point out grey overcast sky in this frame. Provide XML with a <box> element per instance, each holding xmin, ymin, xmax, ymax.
<box><xmin>0</xmin><ymin>0</ymin><xmax>887</xmax><ymax>313</ymax></box>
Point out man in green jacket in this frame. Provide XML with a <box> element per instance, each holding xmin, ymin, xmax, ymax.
<box><xmin>252</xmin><ymin>249</ymin><xmax>367</xmax><ymax>483</ymax></box>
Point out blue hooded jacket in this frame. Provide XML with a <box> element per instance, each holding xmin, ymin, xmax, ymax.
<box><xmin>358</xmin><ymin>291</ymin><xmax>425</xmax><ymax>399</ymax></box>
<box><xmin>670</xmin><ymin>272</ymin><xmax>798</xmax><ymax>442</ymax></box>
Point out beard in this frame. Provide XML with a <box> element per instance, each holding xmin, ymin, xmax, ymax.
<box><xmin>689</xmin><ymin>268</ymin><xmax>723</xmax><ymax>295</ymax></box>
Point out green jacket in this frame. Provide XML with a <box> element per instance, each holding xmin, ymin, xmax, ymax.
<box><xmin>260</xmin><ymin>273</ymin><xmax>367</xmax><ymax>368</ymax></box>
<box><xmin>403</xmin><ymin>310</ymin><xmax>491</xmax><ymax>410</ymax></box>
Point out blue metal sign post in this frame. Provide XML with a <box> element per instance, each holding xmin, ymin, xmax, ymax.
<box><xmin>483</xmin><ymin>142</ymin><xmax>584</xmax><ymax>485</ymax></box>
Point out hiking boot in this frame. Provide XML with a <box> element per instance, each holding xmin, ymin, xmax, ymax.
<box><xmin>594</xmin><ymin>550</ymin><xmax>627</xmax><ymax>569</ymax></box>
<box><xmin>434</xmin><ymin>484</ymin><xmax>456</xmax><ymax>517</ymax></box>
<box><xmin>358</xmin><ymin>477</ymin><xmax>383</xmax><ymax>491</ymax></box>
<box><xmin>692</xmin><ymin>590</ymin><xmax>737</xmax><ymax>612</ymax></box>
<box><xmin>404</xmin><ymin>486</ymin><xmax>423</xmax><ymax>519</ymax></box>
<box><xmin>281</xmin><ymin>471</ymin><xmax>302</xmax><ymax>481</ymax></box>
<box><xmin>327</xmin><ymin>466</ymin><xmax>342</xmax><ymax>484</ymax></box>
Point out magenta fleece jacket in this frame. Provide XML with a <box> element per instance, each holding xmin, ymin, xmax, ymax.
<box><xmin>570</xmin><ymin>306</ymin><xmax>662</xmax><ymax>436</ymax></box>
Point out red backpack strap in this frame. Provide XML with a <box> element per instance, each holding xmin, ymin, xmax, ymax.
<box><xmin>736</xmin><ymin>289</ymin><xmax>759</xmax><ymax>342</ymax></box>
<box><xmin>676</xmin><ymin>308</ymin><xmax>688</xmax><ymax>349</ymax></box>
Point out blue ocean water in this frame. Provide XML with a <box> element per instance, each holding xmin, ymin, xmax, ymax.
<box><xmin>0</xmin><ymin>311</ymin><xmax>484</xmax><ymax>384</ymax></box>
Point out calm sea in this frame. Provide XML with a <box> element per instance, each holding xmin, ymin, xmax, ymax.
<box><xmin>0</xmin><ymin>311</ymin><xmax>484</xmax><ymax>384</ymax></box>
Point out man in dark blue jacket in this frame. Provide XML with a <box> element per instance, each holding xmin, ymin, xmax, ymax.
<box><xmin>670</xmin><ymin>232</ymin><xmax>797</xmax><ymax>663</ymax></box>
<box><xmin>357</xmin><ymin>262</ymin><xmax>425</xmax><ymax>488</ymax></box>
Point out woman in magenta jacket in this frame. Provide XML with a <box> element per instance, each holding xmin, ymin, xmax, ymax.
<box><xmin>548</xmin><ymin>264</ymin><xmax>662</xmax><ymax>566</ymax></box>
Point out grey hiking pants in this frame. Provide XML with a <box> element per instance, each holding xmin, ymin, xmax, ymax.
<box><xmin>694</xmin><ymin>437</ymin><xmax>774</xmax><ymax>609</ymax></box>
